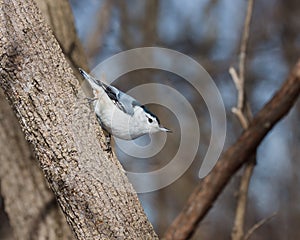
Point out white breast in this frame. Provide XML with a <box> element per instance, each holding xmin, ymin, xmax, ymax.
<box><xmin>94</xmin><ymin>96</ymin><xmax>148</xmax><ymax>140</ymax></box>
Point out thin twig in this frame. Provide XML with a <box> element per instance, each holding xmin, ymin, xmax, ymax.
<box><xmin>231</xmin><ymin>107</ymin><xmax>249</xmax><ymax>129</ymax></box>
<box><xmin>244</xmin><ymin>212</ymin><xmax>277</xmax><ymax>240</ymax></box>
<box><xmin>231</xmin><ymin>156</ymin><xmax>255</xmax><ymax>240</ymax></box>
<box><xmin>230</xmin><ymin>67</ymin><xmax>242</xmax><ymax>92</ymax></box>
<box><xmin>230</xmin><ymin>67</ymin><xmax>249</xmax><ymax>129</ymax></box>
<box><xmin>238</xmin><ymin>0</ymin><xmax>254</xmax><ymax>111</ymax></box>
<box><xmin>230</xmin><ymin>1</ymin><xmax>255</xmax><ymax>240</ymax></box>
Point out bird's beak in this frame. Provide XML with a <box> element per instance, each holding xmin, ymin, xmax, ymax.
<box><xmin>79</xmin><ymin>68</ymin><xmax>102</xmax><ymax>90</ymax></box>
<box><xmin>79</xmin><ymin>68</ymin><xmax>89</xmax><ymax>79</ymax></box>
<box><xmin>159</xmin><ymin>126</ymin><xmax>172</xmax><ymax>133</ymax></box>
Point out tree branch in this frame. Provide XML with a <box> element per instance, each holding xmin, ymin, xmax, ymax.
<box><xmin>231</xmin><ymin>1</ymin><xmax>255</xmax><ymax>240</ymax></box>
<box><xmin>238</xmin><ymin>0</ymin><xmax>254</xmax><ymax>110</ymax></box>
<box><xmin>244</xmin><ymin>212</ymin><xmax>277</xmax><ymax>240</ymax></box>
<box><xmin>163</xmin><ymin>59</ymin><xmax>300</xmax><ymax>240</ymax></box>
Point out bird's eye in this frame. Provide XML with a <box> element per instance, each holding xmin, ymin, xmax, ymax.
<box><xmin>148</xmin><ymin>118</ymin><xmax>153</xmax><ymax>123</ymax></box>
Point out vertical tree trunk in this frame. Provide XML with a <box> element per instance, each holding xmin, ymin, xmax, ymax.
<box><xmin>0</xmin><ymin>0</ymin><xmax>158</xmax><ymax>239</ymax></box>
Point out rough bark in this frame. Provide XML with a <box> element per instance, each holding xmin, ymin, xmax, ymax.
<box><xmin>0</xmin><ymin>88</ymin><xmax>74</xmax><ymax>240</ymax></box>
<box><xmin>164</xmin><ymin>60</ymin><xmax>300</xmax><ymax>240</ymax></box>
<box><xmin>34</xmin><ymin>0</ymin><xmax>89</xmax><ymax>77</ymax></box>
<box><xmin>0</xmin><ymin>0</ymin><xmax>89</xmax><ymax>239</ymax></box>
<box><xmin>0</xmin><ymin>0</ymin><xmax>158</xmax><ymax>239</ymax></box>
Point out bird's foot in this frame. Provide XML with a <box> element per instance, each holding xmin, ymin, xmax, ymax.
<box><xmin>85</xmin><ymin>97</ymin><xmax>98</xmax><ymax>104</ymax></box>
<box><xmin>104</xmin><ymin>134</ymin><xmax>112</xmax><ymax>154</ymax></box>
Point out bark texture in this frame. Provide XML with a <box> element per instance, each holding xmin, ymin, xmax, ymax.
<box><xmin>164</xmin><ymin>60</ymin><xmax>300</xmax><ymax>240</ymax></box>
<box><xmin>34</xmin><ymin>0</ymin><xmax>89</xmax><ymax>77</ymax></box>
<box><xmin>0</xmin><ymin>88</ymin><xmax>74</xmax><ymax>240</ymax></box>
<box><xmin>0</xmin><ymin>0</ymin><xmax>158</xmax><ymax>239</ymax></box>
<box><xmin>0</xmin><ymin>0</ymin><xmax>88</xmax><ymax>239</ymax></box>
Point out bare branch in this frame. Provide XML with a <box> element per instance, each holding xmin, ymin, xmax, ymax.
<box><xmin>163</xmin><ymin>59</ymin><xmax>300</xmax><ymax>240</ymax></box>
<box><xmin>229</xmin><ymin>66</ymin><xmax>251</xmax><ymax>128</ymax></box>
<box><xmin>231</xmin><ymin>157</ymin><xmax>255</xmax><ymax>240</ymax></box>
<box><xmin>238</xmin><ymin>0</ymin><xmax>254</xmax><ymax>110</ymax></box>
<box><xmin>244</xmin><ymin>212</ymin><xmax>277</xmax><ymax>240</ymax></box>
<box><xmin>231</xmin><ymin>107</ymin><xmax>249</xmax><ymax>129</ymax></box>
<box><xmin>231</xmin><ymin>1</ymin><xmax>255</xmax><ymax>240</ymax></box>
<box><xmin>230</xmin><ymin>67</ymin><xmax>241</xmax><ymax>91</ymax></box>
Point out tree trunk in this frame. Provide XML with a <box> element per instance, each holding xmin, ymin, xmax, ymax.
<box><xmin>34</xmin><ymin>0</ymin><xmax>89</xmax><ymax>76</ymax></box>
<box><xmin>0</xmin><ymin>0</ymin><xmax>88</xmax><ymax>238</ymax></box>
<box><xmin>0</xmin><ymin>0</ymin><xmax>158</xmax><ymax>239</ymax></box>
<box><xmin>0</xmin><ymin>88</ymin><xmax>74</xmax><ymax>240</ymax></box>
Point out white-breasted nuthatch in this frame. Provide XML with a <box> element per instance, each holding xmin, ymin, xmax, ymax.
<box><xmin>79</xmin><ymin>69</ymin><xmax>170</xmax><ymax>149</ymax></box>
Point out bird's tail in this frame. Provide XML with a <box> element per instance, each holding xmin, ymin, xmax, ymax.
<box><xmin>78</xmin><ymin>68</ymin><xmax>105</xmax><ymax>91</ymax></box>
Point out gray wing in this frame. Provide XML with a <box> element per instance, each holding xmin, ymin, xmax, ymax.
<box><xmin>102</xmin><ymin>83</ymin><xmax>141</xmax><ymax>116</ymax></box>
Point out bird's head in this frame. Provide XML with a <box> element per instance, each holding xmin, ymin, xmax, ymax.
<box><xmin>132</xmin><ymin>105</ymin><xmax>171</xmax><ymax>135</ymax></box>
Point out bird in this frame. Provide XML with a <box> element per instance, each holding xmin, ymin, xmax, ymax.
<box><xmin>79</xmin><ymin>69</ymin><xmax>171</xmax><ymax>151</ymax></box>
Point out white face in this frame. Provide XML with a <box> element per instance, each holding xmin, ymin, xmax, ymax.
<box><xmin>144</xmin><ymin>112</ymin><xmax>161</xmax><ymax>133</ymax></box>
<box><xmin>133</xmin><ymin>106</ymin><xmax>170</xmax><ymax>135</ymax></box>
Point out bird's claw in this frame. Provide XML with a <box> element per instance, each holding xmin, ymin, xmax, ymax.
<box><xmin>85</xmin><ymin>97</ymin><xmax>98</xmax><ymax>104</ymax></box>
<box><xmin>104</xmin><ymin>134</ymin><xmax>112</xmax><ymax>154</ymax></box>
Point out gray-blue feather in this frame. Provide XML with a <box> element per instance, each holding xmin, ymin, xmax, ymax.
<box><xmin>101</xmin><ymin>82</ymin><xmax>160</xmax><ymax>122</ymax></box>
<box><xmin>102</xmin><ymin>83</ymin><xmax>141</xmax><ymax>116</ymax></box>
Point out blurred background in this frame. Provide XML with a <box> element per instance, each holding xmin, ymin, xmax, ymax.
<box><xmin>1</xmin><ymin>0</ymin><xmax>300</xmax><ymax>239</ymax></box>
<box><xmin>68</xmin><ymin>0</ymin><xmax>300</xmax><ymax>239</ymax></box>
